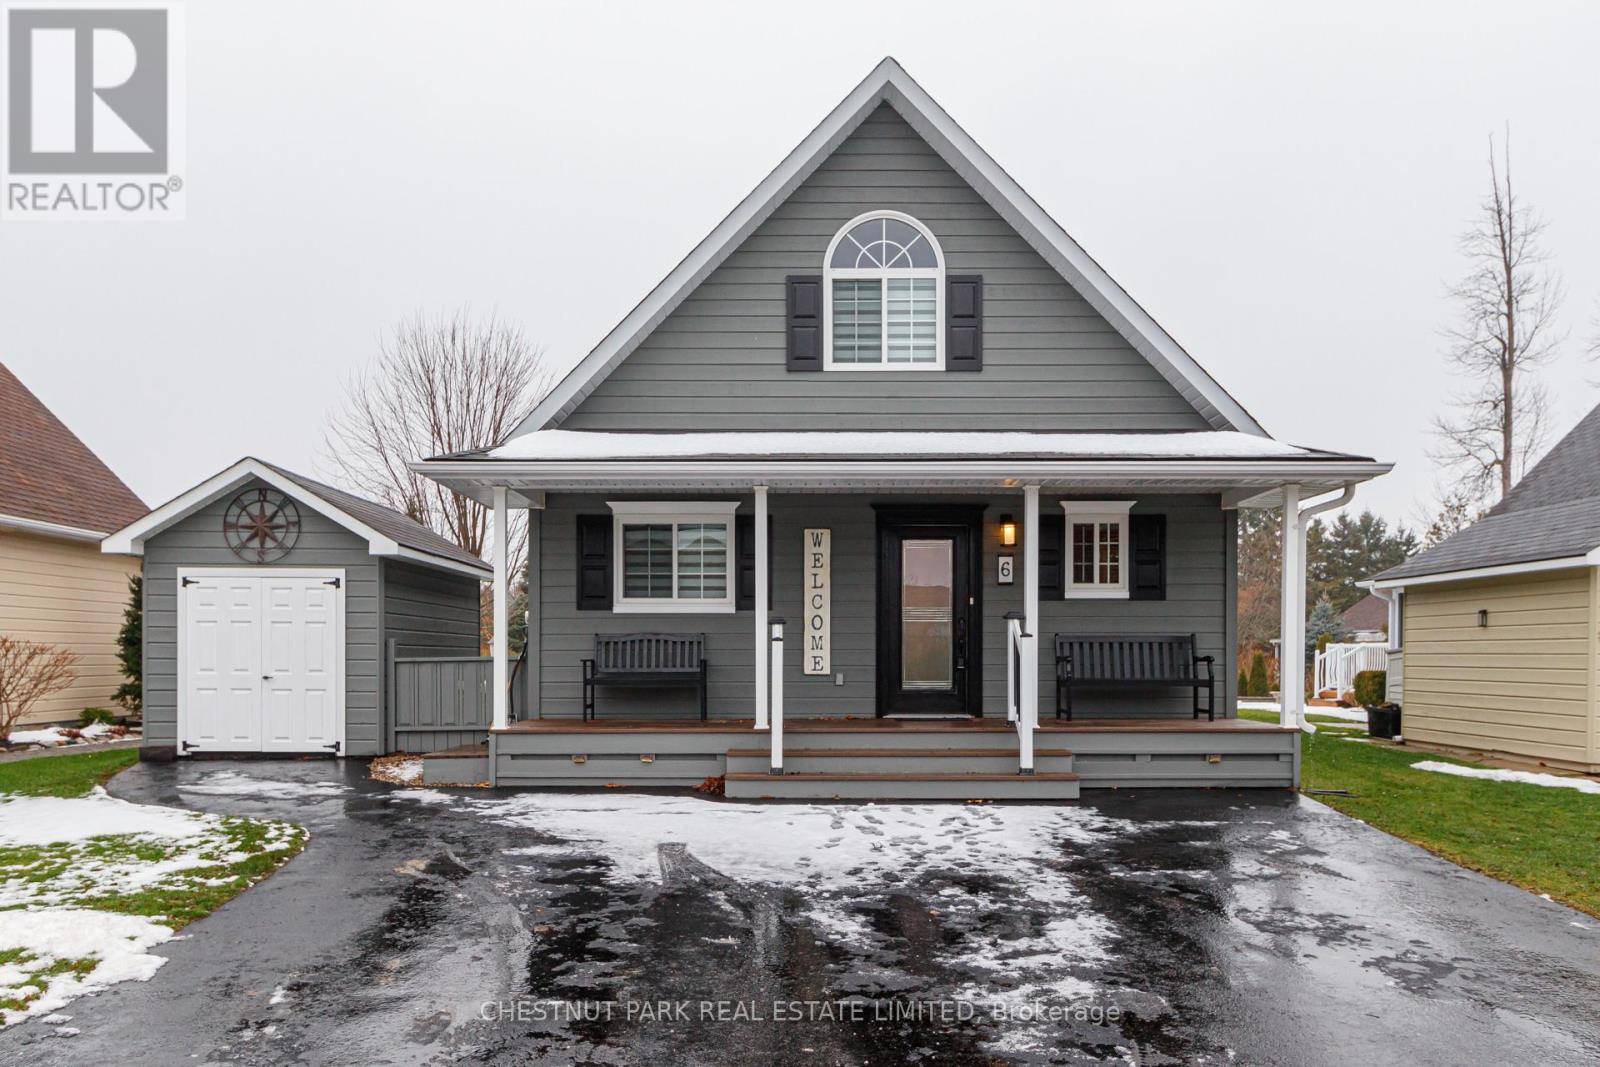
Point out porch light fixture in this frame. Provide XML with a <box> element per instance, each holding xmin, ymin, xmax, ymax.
<box><xmin>1477</xmin><ymin>609</ymin><xmax>1489</xmax><ymax>628</ymax></box>
<box><xmin>999</xmin><ymin>514</ymin><xmax>1018</xmax><ymax>547</ymax></box>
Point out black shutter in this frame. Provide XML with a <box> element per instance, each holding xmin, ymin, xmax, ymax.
<box><xmin>576</xmin><ymin>515</ymin><xmax>611</xmax><ymax>610</ymax></box>
<box><xmin>786</xmin><ymin>275</ymin><xmax>822</xmax><ymax>371</ymax></box>
<box><xmin>1130</xmin><ymin>514</ymin><xmax>1166</xmax><ymax>601</ymax></box>
<box><xmin>1038</xmin><ymin>512</ymin><xmax>1064</xmax><ymax>600</ymax></box>
<box><xmin>736</xmin><ymin>514</ymin><xmax>775</xmax><ymax>610</ymax></box>
<box><xmin>946</xmin><ymin>275</ymin><xmax>983</xmax><ymax>371</ymax></box>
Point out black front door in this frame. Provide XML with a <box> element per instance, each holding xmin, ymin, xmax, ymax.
<box><xmin>876</xmin><ymin>507</ymin><xmax>983</xmax><ymax>716</ymax></box>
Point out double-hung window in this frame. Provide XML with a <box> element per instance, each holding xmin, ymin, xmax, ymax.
<box><xmin>1061</xmin><ymin>501</ymin><xmax>1134</xmax><ymax>599</ymax></box>
<box><xmin>609</xmin><ymin>502</ymin><xmax>738</xmax><ymax>612</ymax></box>
<box><xmin>824</xmin><ymin>211</ymin><xmax>944</xmax><ymax>369</ymax></box>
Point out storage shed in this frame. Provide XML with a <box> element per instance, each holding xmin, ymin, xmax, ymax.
<box><xmin>103</xmin><ymin>458</ymin><xmax>490</xmax><ymax>759</ymax></box>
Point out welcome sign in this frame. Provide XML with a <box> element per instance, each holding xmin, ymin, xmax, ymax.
<box><xmin>803</xmin><ymin>528</ymin><xmax>830</xmax><ymax>675</ymax></box>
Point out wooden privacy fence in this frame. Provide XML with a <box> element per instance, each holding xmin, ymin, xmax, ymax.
<box><xmin>387</xmin><ymin>639</ymin><xmax>492</xmax><ymax>753</ymax></box>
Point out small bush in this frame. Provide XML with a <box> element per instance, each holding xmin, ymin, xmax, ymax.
<box><xmin>1247</xmin><ymin>651</ymin><xmax>1269</xmax><ymax>697</ymax></box>
<box><xmin>79</xmin><ymin>707</ymin><xmax>117</xmax><ymax>727</ymax></box>
<box><xmin>1353</xmin><ymin>670</ymin><xmax>1387</xmax><ymax>707</ymax></box>
<box><xmin>1238</xmin><ymin>669</ymin><xmax>1249</xmax><ymax>697</ymax></box>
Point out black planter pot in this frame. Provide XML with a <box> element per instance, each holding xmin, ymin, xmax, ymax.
<box><xmin>1365</xmin><ymin>705</ymin><xmax>1401</xmax><ymax>739</ymax></box>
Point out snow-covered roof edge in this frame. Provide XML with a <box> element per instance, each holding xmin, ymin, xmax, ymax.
<box><xmin>487</xmin><ymin>430</ymin><xmax>1358</xmax><ymax>462</ymax></box>
<box><xmin>508</xmin><ymin>57</ymin><xmax>1267</xmax><ymax>441</ymax></box>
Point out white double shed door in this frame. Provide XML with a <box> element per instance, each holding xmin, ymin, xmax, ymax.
<box><xmin>179</xmin><ymin>569</ymin><xmax>345</xmax><ymax>754</ymax></box>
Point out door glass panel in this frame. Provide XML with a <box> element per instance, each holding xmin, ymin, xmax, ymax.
<box><xmin>901</xmin><ymin>539</ymin><xmax>954</xmax><ymax>690</ymax></box>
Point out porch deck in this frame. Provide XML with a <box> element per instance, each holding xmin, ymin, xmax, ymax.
<box><xmin>428</xmin><ymin>715</ymin><xmax>1299</xmax><ymax>797</ymax></box>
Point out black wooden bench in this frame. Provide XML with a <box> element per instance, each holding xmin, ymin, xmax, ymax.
<box><xmin>582</xmin><ymin>633</ymin><xmax>708</xmax><ymax>721</ymax></box>
<box><xmin>1054</xmin><ymin>634</ymin><xmax>1215</xmax><ymax>721</ymax></box>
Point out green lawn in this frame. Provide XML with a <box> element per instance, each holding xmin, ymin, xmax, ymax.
<box><xmin>1242</xmin><ymin>709</ymin><xmax>1600</xmax><ymax>917</ymax></box>
<box><xmin>0</xmin><ymin>750</ymin><xmax>307</xmax><ymax>1022</ymax></box>
<box><xmin>0</xmin><ymin>748</ymin><xmax>139</xmax><ymax>797</ymax></box>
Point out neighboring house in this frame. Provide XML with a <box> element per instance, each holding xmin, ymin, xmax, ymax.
<box><xmin>1367</xmin><ymin>401</ymin><xmax>1600</xmax><ymax>773</ymax></box>
<box><xmin>1339</xmin><ymin>594</ymin><xmax>1389</xmax><ymax>643</ymax></box>
<box><xmin>103</xmin><ymin>458</ymin><xmax>490</xmax><ymax>758</ymax></box>
<box><xmin>106</xmin><ymin>60</ymin><xmax>1391</xmax><ymax>796</ymax></box>
<box><xmin>0</xmin><ymin>362</ymin><xmax>146</xmax><ymax>727</ymax></box>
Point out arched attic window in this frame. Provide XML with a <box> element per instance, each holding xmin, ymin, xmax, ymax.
<box><xmin>823</xmin><ymin>211</ymin><xmax>944</xmax><ymax>369</ymax></box>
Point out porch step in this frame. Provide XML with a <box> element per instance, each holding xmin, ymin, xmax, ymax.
<box><xmin>724</xmin><ymin>770</ymin><xmax>1080</xmax><ymax>801</ymax></box>
<box><xmin>724</xmin><ymin>747</ymin><xmax>1074</xmax><ymax>777</ymax></box>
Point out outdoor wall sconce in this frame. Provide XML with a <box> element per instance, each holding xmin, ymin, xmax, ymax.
<box><xmin>999</xmin><ymin>514</ymin><xmax>1018</xmax><ymax>547</ymax></box>
<box><xmin>1477</xmin><ymin>609</ymin><xmax>1490</xmax><ymax>628</ymax></box>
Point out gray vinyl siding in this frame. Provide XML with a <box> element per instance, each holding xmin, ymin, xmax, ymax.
<box><xmin>558</xmin><ymin>105</ymin><xmax>1210</xmax><ymax>432</ymax></box>
<box><xmin>533</xmin><ymin>493</ymin><xmax>1232</xmax><ymax>720</ymax></box>
<box><xmin>380</xmin><ymin>559</ymin><xmax>484</xmax><ymax>752</ymax></box>
<box><xmin>140</xmin><ymin>479</ymin><xmax>382</xmax><ymax>755</ymax></box>
<box><xmin>381</xmin><ymin>560</ymin><xmax>480</xmax><ymax>657</ymax></box>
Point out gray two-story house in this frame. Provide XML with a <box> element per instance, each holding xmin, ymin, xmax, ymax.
<box><xmin>415</xmin><ymin>59</ymin><xmax>1389</xmax><ymax>798</ymax></box>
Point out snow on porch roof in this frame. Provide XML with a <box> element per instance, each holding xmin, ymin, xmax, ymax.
<box><xmin>485</xmin><ymin>430</ymin><xmax>1364</xmax><ymax>463</ymax></box>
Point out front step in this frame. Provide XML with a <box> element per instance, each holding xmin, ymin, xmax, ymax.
<box><xmin>725</xmin><ymin>747</ymin><xmax>1074</xmax><ymax>777</ymax></box>
<box><xmin>724</xmin><ymin>770</ymin><xmax>1080</xmax><ymax>801</ymax></box>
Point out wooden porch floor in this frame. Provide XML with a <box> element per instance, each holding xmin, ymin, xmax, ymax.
<box><xmin>494</xmin><ymin>717</ymin><xmax>1292</xmax><ymax>735</ymax></box>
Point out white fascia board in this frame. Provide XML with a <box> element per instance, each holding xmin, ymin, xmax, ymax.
<box><xmin>1</xmin><ymin>513</ymin><xmax>109</xmax><ymax>542</ymax></box>
<box><xmin>101</xmin><ymin>457</ymin><xmax>405</xmax><ymax>559</ymax></box>
<box><xmin>1369</xmin><ymin>555</ymin><xmax>1593</xmax><ymax>591</ymax></box>
<box><xmin>509</xmin><ymin>57</ymin><xmax>1266</xmax><ymax>440</ymax></box>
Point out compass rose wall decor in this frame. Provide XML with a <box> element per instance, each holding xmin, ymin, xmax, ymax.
<box><xmin>223</xmin><ymin>488</ymin><xmax>302</xmax><ymax>563</ymax></box>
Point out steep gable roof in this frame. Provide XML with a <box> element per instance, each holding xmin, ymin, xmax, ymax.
<box><xmin>1488</xmin><ymin>401</ymin><xmax>1600</xmax><ymax>516</ymax></box>
<box><xmin>0</xmin><ymin>361</ymin><xmax>146</xmax><ymax>538</ymax></box>
<box><xmin>1370</xmin><ymin>399</ymin><xmax>1600</xmax><ymax>584</ymax></box>
<box><xmin>511</xmin><ymin>57</ymin><xmax>1265</xmax><ymax>440</ymax></box>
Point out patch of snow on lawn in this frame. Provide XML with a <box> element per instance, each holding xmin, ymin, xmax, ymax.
<box><xmin>179</xmin><ymin>770</ymin><xmax>348</xmax><ymax>801</ymax></box>
<box><xmin>0</xmin><ymin>786</ymin><xmax>210</xmax><ymax>847</ymax></box>
<box><xmin>6</xmin><ymin>723</ymin><xmax>136</xmax><ymax>748</ymax></box>
<box><xmin>0</xmin><ymin>909</ymin><xmax>172</xmax><ymax>1026</ymax></box>
<box><xmin>1411</xmin><ymin>761</ymin><xmax>1600</xmax><ymax>795</ymax></box>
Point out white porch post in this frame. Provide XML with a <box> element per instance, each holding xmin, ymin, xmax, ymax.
<box><xmin>491</xmin><ymin>486</ymin><xmax>509</xmax><ymax>731</ymax></box>
<box><xmin>1279</xmin><ymin>484</ymin><xmax>1303</xmax><ymax>729</ymax></box>
<box><xmin>1022</xmin><ymin>485</ymin><xmax>1041</xmax><ymax>752</ymax></box>
<box><xmin>754</xmin><ymin>485</ymin><xmax>769</xmax><ymax>729</ymax></box>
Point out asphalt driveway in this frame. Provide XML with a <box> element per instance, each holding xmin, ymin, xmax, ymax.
<box><xmin>4</xmin><ymin>759</ymin><xmax>1598</xmax><ymax>1066</ymax></box>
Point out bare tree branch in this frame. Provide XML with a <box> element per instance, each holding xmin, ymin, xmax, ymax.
<box><xmin>1430</xmin><ymin>130</ymin><xmax>1564</xmax><ymax>501</ymax></box>
<box><xmin>0</xmin><ymin>637</ymin><xmax>77</xmax><ymax>741</ymax></box>
<box><xmin>322</xmin><ymin>307</ymin><xmax>549</xmax><ymax>582</ymax></box>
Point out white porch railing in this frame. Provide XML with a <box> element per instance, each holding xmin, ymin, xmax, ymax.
<box><xmin>1314</xmin><ymin>641</ymin><xmax>1388</xmax><ymax>696</ymax></box>
<box><xmin>1006</xmin><ymin>612</ymin><xmax>1036</xmax><ymax>773</ymax></box>
<box><xmin>768</xmin><ymin>618</ymin><xmax>784</xmax><ymax>773</ymax></box>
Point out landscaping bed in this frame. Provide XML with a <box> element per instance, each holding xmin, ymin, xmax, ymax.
<box><xmin>0</xmin><ymin>750</ymin><xmax>306</xmax><ymax>1027</ymax></box>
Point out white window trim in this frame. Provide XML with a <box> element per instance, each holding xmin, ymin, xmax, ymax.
<box><xmin>608</xmin><ymin>501</ymin><xmax>739</xmax><ymax>614</ymax></box>
<box><xmin>1061</xmin><ymin>500</ymin><xmax>1135</xmax><ymax>599</ymax></box>
<box><xmin>822</xmin><ymin>210</ymin><xmax>945</xmax><ymax>371</ymax></box>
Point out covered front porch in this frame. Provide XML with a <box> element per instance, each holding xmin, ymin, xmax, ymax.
<box><xmin>415</xmin><ymin>429</ymin><xmax>1390</xmax><ymax>796</ymax></box>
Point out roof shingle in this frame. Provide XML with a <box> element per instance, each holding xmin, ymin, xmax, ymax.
<box><xmin>0</xmin><ymin>362</ymin><xmax>146</xmax><ymax>535</ymax></box>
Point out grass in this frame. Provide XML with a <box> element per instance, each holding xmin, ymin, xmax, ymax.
<box><xmin>0</xmin><ymin>748</ymin><xmax>139</xmax><ymax>797</ymax></box>
<box><xmin>0</xmin><ymin>749</ymin><xmax>307</xmax><ymax>1022</ymax></box>
<box><xmin>1241</xmin><ymin>708</ymin><xmax>1600</xmax><ymax>917</ymax></box>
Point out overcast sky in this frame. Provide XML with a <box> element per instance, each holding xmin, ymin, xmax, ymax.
<box><xmin>4</xmin><ymin>1</ymin><xmax>1598</xmax><ymax>527</ymax></box>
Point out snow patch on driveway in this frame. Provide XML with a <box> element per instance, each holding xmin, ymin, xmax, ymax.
<box><xmin>178</xmin><ymin>770</ymin><xmax>349</xmax><ymax>801</ymax></box>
